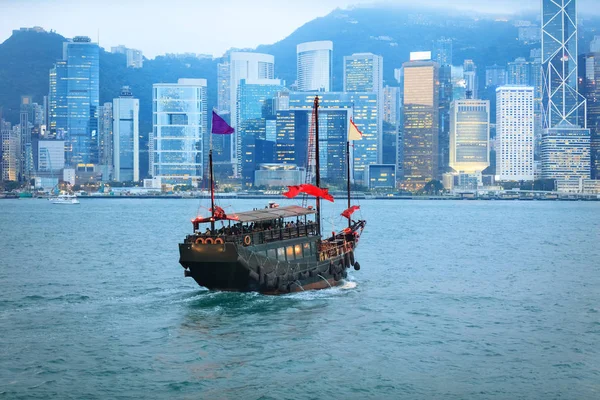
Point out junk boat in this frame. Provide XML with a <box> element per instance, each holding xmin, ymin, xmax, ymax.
<box><xmin>178</xmin><ymin>97</ymin><xmax>366</xmax><ymax>294</ymax></box>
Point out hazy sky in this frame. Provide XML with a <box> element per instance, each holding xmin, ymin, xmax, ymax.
<box><xmin>1</xmin><ymin>0</ymin><xmax>597</xmax><ymax>58</ymax></box>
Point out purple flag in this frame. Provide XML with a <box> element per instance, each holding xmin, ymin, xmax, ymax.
<box><xmin>211</xmin><ymin>111</ymin><xmax>234</xmax><ymax>134</ymax></box>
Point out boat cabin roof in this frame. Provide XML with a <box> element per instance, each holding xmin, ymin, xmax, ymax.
<box><xmin>234</xmin><ymin>205</ymin><xmax>316</xmax><ymax>223</ymax></box>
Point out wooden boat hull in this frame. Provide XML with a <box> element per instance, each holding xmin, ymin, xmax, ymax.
<box><xmin>178</xmin><ymin>238</ymin><xmax>351</xmax><ymax>294</ymax></box>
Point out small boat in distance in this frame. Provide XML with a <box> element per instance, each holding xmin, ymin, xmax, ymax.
<box><xmin>49</xmin><ymin>194</ymin><xmax>80</xmax><ymax>205</ymax></box>
<box><xmin>178</xmin><ymin>97</ymin><xmax>366</xmax><ymax>294</ymax></box>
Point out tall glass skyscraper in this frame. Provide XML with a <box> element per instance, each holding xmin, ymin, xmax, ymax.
<box><xmin>582</xmin><ymin>52</ymin><xmax>600</xmax><ymax>178</ymax></box>
<box><xmin>289</xmin><ymin>92</ymin><xmax>378</xmax><ymax>184</ymax></box>
<box><xmin>113</xmin><ymin>87</ymin><xmax>139</xmax><ymax>182</ymax></box>
<box><xmin>229</xmin><ymin>52</ymin><xmax>275</xmax><ymax>176</ymax></box>
<box><xmin>152</xmin><ymin>79</ymin><xmax>208</xmax><ymax>186</ymax></box>
<box><xmin>343</xmin><ymin>53</ymin><xmax>384</xmax><ymax>163</ymax></box>
<box><xmin>297</xmin><ymin>41</ymin><xmax>333</xmax><ymax>92</ymax></box>
<box><xmin>402</xmin><ymin>59</ymin><xmax>439</xmax><ymax>189</ymax></box>
<box><xmin>236</xmin><ymin>78</ymin><xmax>284</xmax><ymax>181</ymax></box>
<box><xmin>449</xmin><ymin>99</ymin><xmax>490</xmax><ymax>174</ymax></box>
<box><xmin>49</xmin><ymin>36</ymin><xmax>99</xmax><ymax>166</ymax></box>
<box><xmin>541</xmin><ymin>0</ymin><xmax>586</xmax><ymax>128</ymax></box>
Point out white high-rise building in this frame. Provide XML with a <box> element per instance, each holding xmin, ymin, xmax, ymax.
<box><xmin>297</xmin><ymin>41</ymin><xmax>333</xmax><ymax>92</ymax></box>
<box><xmin>496</xmin><ymin>86</ymin><xmax>535</xmax><ymax>181</ymax></box>
<box><xmin>111</xmin><ymin>45</ymin><xmax>143</xmax><ymax>68</ymax></box>
<box><xmin>449</xmin><ymin>99</ymin><xmax>490</xmax><ymax>174</ymax></box>
<box><xmin>113</xmin><ymin>86</ymin><xmax>140</xmax><ymax>182</ymax></box>
<box><xmin>152</xmin><ymin>79</ymin><xmax>208</xmax><ymax>186</ymax></box>
<box><xmin>229</xmin><ymin>52</ymin><xmax>274</xmax><ymax>175</ymax></box>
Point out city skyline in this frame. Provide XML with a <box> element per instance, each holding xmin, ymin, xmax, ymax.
<box><xmin>2</xmin><ymin>0</ymin><xmax>600</xmax><ymax>59</ymax></box>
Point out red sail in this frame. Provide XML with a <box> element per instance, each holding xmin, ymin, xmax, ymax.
<box><xmin>341</xmin><ymin>205</ymin><xmax>360</xmax><ymax>219</ymax></box>
<box><xmin>300</xmin><ymin>184</ymin><xmax>334</xmax><ymax>202</ymax></box>
<box><xmin>282</xmin><ymin>185</ymin><xmax>302</xmax><ymax>198</ymax></box>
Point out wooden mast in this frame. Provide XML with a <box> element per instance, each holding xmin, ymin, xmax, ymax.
<box><xmin>346</xmin><ymin>140</ymin><xmax>351</xmax><ymax>228</ymax></box>
<box><xmin>314</xmin><ymin>96</ymin><xmax>321</xmax><ymax>237</ymax></box>
<box><xmin>209</xmin><ymin>149</ymin><xmax>215</xmax><ymax>233</ymax></box>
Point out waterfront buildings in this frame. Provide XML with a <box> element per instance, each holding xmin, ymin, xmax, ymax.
<box><xmin>496</xmin><ymin>86</ymin><xmax>535</xmax><ymax>181</ymax></box>
<box><xmin>582</xmin><ymin>52</ymin><xmax>600</xmax><ymax>179</ymax></box>
<box><xmin>449</xmin><ymin>99</ymin><xmax>490</xmax><ymax>174</ymax></box>
<box><xmin>49</xmin><ymin>36</ymin><xmax>99</xmax><ymax>166</ymax></box>
<box><xmin>1</xmin><ymin>121</ymin><xmax>18</xmax><ymax>181</ymax></box>
<box><xmin>540</xmin><ymin>0</ymin><xmax>591</xmax><ymax>183</ymax></box>
<box><xmin>402</xmin><ymin>57</ymin><xmax>439</xmax><ymax>189</ymax></box>
<box><xmin>151</xmin><ymin>79</ymin><xmax>208</xmax><ymax>186</ymax></box>
<box><xmin>541</xmin><ymin>126</ymin><xmax>590</xmax><ymax>180</ymax></box>
<box><xmin>288</xmin><ymin>92</ymin><xmax>378</xmax><ymax>184</ymax></box>
<box><xmin>98</xmin><ymin>103</ymin><xmax>113</xmax><ymax>180</ymax></box>
<box><xmin>343</xmin><ymin>52</ymin><xmax>383</xmax><ymax>162</ymax></box>
<box><xmin>113</xmin><ymin>87</ymin><xmax>140</xmax><ymax>182</ymax></box>
<box><xmin>296</xmin><ymin>41</ymin><xmax>333</xmax><ymax>92</ymax></box>
<box><xmin>229</xmin><ymin>52</ymin><xmax>275</xmax><ymax>175</ymax></box>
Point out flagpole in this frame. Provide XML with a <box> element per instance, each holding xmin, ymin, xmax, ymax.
<box><xmin>210</xmin><ymin>109</ymin><xmax>215</xmax><ymax>233</ymax></box>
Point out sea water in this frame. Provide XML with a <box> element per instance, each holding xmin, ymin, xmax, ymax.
<box><xmin>0</xmin><ymin>199</ymin><xmax>599</xmax><ymax>399</ymax></box>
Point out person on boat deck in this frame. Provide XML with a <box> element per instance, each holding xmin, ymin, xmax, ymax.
<box><xmin>205</xmin><ymin>228</ymin><xmax>211</xmax><ymax>235</ymax></box>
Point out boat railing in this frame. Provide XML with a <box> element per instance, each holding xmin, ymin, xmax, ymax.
<box><xmin>188</xmin><ymin>223</ymin><xmax>319</xmax><ymax>246</ymax></box>
<box><xmin>318</xmin><ymin>239</ymin><xmax>351</xmax><ymax>261</ymax></box>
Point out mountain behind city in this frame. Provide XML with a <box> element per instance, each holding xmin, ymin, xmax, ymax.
<box><xmin>1</xmin><ymin>5</ymin><xmax>599</xmax><ymax>166</ymax></box>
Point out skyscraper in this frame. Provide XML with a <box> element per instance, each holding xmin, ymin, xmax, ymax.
<box><xmin>402</xmin><ymin>58</ymin><xmax>439</xmax><ymax>188</ymax></box>
<box><xmin>541</xmin><ymin>0</ymin><xmax>591</xmax><ymax>183</ymax></box>
<box><xmin>111</xmin><ymin>45</ymin><xmax>143</xmax><ymax>68</ymax></box>
<box><xmin>449</xmin><ymin>99</ymin><xmax>490</xmax><ymax>174</ymax></box>
<box><xmin>19</xmin><ymin>96</ymin><xmax>34</xmax><ymax>182</ymax></box>
<box><xmin>463</xmin><ymin>60</ymin><xmax>478</xmax><ymax>99</ymax></box>
<box><xmin>236</xmin><ymin>78</ymin><xmax>284</xmax><ymax>183</ymax></box>
<box><xmin>297</xmin><ymin>41</ymin><xmax>333</xmax><ymax>92</ymax></box>
<box><xmin>485</xmin><ymin>65</ymin><xmax>507</xmax><ymax>88</ymax></box>
<box><xmin>98</xmin><ymin>102</ymin><xmax>113</xmax><ymax>180</ymax></box>
<box><xmin>49</xmin><ymin>36</ymin><xmax>99</xmax><ymax>166</ymax></box>
<box><xmin>343</xmin><ymin>52</ymin><xmax>383</xmax><ymax>162</ymax></box>
<box><xmin>113</xmin><ymin>87</ymin><xmax>140</xmax><ymax>182</ymax></box>
<box><xmin>582</xmin><ymin>52</ymin><xmax>600</xmax><ymax>178</ymax></box>
<box><xmin>1</xmin><ymin>120</ymin><xmax>19</xmax><ymax>181</ymax></box>
<box><xmin>507</xmin><ymin>57</ymin><xmax>532</xmax><ymax>85</ymax></box>
<box><xmin>288</xmin><ymin>92</ymin><xmax>378</xmax><ymax>184</ymax></box>
<box><xmin>152</xmin><ymin>79</ymin><xmax>208</xmax><ymax>186</ymax></box>
<box><xmin>229</xmin><ymin>52</ymin><xmax>275</xmax><ymax>175</ymax></box>
<box><xmin>434</xmin><ymin>37</ymin><xmax>453</xmax><ymax>66</ymax></box>
<box><xmin>541</xmin><ymin>0</ymin><xmax>586</xmax><ymax>128</ymax></box>
<box><xmin>496</xmin><ymin>86</ymin><xmax>535</xmax><ymax>181</ymax></box>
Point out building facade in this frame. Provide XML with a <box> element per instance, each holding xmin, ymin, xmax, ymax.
<box><xmin>541</xmin><ymin>126</ymin><xmax>591</xmax><ymax>180</ymax></box>
<box><xmin>496</xmin><ymin>86</ymin><xmax>535</xmax><ymax>181</ymax></box>
<box><xmin>297</xmin><ymin>41</ymin><xmax>333</xmax><ymax>92</ymax></box>
<box><xmin>49</xmin><ymin>36</ymin><xmax>99</xmax><ymax>166</ymax></box>
<box><xmin>541</xmin><ymin>0</ymin><xmax>586</xmax><ymax>128</ymax></box>
<box><xmin>152</xmin><ymin>79</ymin><xmax>208</xmax><ymax>185</ymax></box>
<box><xmin>229</xmin><ymin>52</ymin><xmax>275</xmax><ymax>174</ymax></box>
<box><xmin>402</xmin><ymin>59</ymin><xmax>439</xmax><ymax>188</ymax></box>
<box><xmin>582</xmin><ymin>52</ymin><xmax>600</xmax><ymax>179</ymax></box>
<box><xmin>343</xmin><ymin>52</ymin><xmax>384</xmax><ymax>163</ymax></box>
<box><xmin>449</xmin><ymin>99</ymin><xmax>490</xmax><ymax>174</ymax></box>
<box><xmin>113</xmin><ymin>87</ymin><xmax>140</xmax><ymax>182</ymax></box>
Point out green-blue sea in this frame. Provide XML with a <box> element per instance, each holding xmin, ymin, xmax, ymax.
<box><xmin>1</xmin><ymin>198</ymin><xmax>599</xmax><ymax>399</ymax></box>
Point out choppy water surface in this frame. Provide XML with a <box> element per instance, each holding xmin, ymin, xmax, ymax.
<box><xmin>1</xmin><ymin>199</ymin><xmax>599</xmax><ymax>399</ymax></box>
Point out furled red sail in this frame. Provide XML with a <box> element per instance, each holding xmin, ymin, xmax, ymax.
<box><xmin>341</xmin><ymin>205</ymin><xmax>360</xmax><ymax>219</ymax></box>
<box><xmin>282</xmin><ymin>184</ymin><xmax>334</xmax><ymax>202</ymax></box>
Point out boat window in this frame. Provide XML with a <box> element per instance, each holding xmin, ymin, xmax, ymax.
<box><xmin>294</xmin><ymin>244</ymin><xmax>302</xmax><ymax>258</ymax></box>
<box><xmin>303</xmin><ymin>242</ymin><xmax>310</xmax><ymax>256</ymax></box>
<box><xmin>286</xmin><ymin>246</ymin><xmax>295</xmax><ymax>260</ymax></box>
<box><xmin>267</xmin><ymin>248</ymin><xmax>276</xmax><ymax>259</ymax></box>
<box><xmin>277</xmin><ymin>248</ymin><xmax>285</xmax><ymax>261</ymax></box>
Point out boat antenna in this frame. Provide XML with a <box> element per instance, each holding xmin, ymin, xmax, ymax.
<box><xmin>314</xmin><ymin>96</ymin><xmax>321</xmax><ymax>237</ymax></box>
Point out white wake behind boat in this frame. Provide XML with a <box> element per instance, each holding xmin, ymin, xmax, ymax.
<box><xmin>49</xmin><ymin>194</ymin><xmax>80</xmax><ymax>205</ymax></box>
